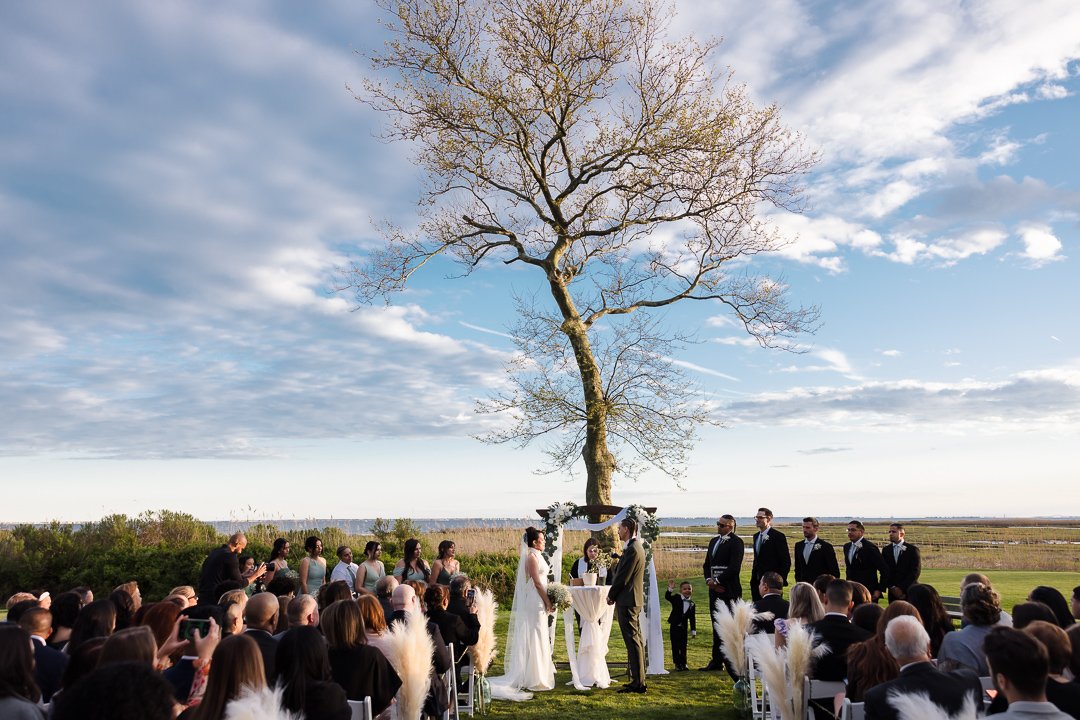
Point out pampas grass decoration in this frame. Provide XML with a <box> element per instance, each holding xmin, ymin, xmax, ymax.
<box><xmin>224</xmin><ymin>685</ymin><xmax>300</xmax><ymax>720</ymax></box>
<box><xmin>745</xmin><ymin>622</ymin><xmax>829</xmax><ymax>720</ymax></box>
<box><xmin>887</xmin><ymin>690</ymin><xmax>979</xmax><ymax>720</ymax></box>
<box><xmin>469</xmin><ymin>588</ymin><xmax>498</xmax><ymax>676</ymax></box>
<box><xmin>712</xmin><ymin>598</ymin><xmax>774</xmax><ymax>675</ymax></box>
<box><xmin>384</xmin><ymin>610</ymin><xmax>434</xmax><ymax>720</ymax></box>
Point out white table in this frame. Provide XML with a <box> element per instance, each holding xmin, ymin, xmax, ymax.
<box><xmin>563</xmin><ymin>585</ymin><xmax>616</xmax><ymax>690</ymax></box>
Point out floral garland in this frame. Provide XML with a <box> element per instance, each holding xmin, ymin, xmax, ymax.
<box><xmin>540</xmin><ymin>500</ymin><xmax>582</xmax><ymax>573</ymax></box>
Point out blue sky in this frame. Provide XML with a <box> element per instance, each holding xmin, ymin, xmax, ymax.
<box><xmin>2</xmin><ymin>1</ymin><xmax>1078</xmax><ymax>523</ymax></box>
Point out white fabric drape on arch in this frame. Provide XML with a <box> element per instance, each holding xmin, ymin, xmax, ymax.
<box><xmin>551</xmin><ymin>508</ymin><xmax>667</xmax><ymax>677</ymax></box>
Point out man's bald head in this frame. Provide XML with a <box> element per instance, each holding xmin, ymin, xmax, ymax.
<box><xmin>392</xmin><ymin>582</ymin><xmax>416</xmax><ymax>612</ymax></box>
<box><xmin>287</xmin><ymin>594</ymin><xmax>319</xmax><ymax>627</ymax></box>
<box><xmin>245</xmin><ymin>592</ymin><xmax>279</xmax><ymax>632</ymax></box>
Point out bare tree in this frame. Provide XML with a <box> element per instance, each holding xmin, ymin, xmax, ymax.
<box><xmin>342</xmin><ymin>0</ymin><xmax>819</xmax><ymax>515</ymax></box>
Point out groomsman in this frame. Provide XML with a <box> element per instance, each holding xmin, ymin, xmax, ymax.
<box><xmin>881</xmin><ymin>523</ymin><xmax>921</xmax><ymax>602</ymax></box>
<box><xmin>701</xmin><ymin>514</ymin><xmax>743</xmax><ymax>675</ymax></box>
<box><xmin>844</xmin><ymin>520</ymin><xmax>885</xmax><ymax>602</ymax></box>
<box><xmin>794</xmin><ymin>517</ymin><xmax>840</xmax><ymax>584</ymax></box>
<box><xmin>750</xmin><ymin>507</ymin><xmax>791</xmax><ymax>602</ymax></box>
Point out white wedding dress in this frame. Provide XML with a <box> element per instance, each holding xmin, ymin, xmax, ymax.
<box><xmin>488</xmin><ymin>543</ymin><xmax>556</xmax><ymax>700</ymax></box>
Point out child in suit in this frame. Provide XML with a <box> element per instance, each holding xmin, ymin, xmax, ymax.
<box><xmin>665</xmin><ymin>580</ymin><xmax>696</xmax><ymax>671</ymax></box>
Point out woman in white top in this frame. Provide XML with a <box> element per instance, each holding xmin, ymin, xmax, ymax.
<box><xmin>329</xmin><ymin>546</ymin><xmax>360</xmax><ymax>594</ymax></box>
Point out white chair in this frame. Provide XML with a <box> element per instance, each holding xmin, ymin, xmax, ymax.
<box><xmin>456</xmin><ymin>654</ymin><xmax>475</xmax><ymax>718</ymax></box>
<box><xmin>803</xmin><ymin>676</ymin><xmax>847</xmax><ymax>720</ymax></box>
<box><xmin>839</xmin><ymin>698</ymin><xmax>865</xmax><ymax>720</ymax></box>
<box><xmin>745</xmin><ymin>634</ymin><xmax>770</xmax><ymax>720</ymax></box>
<box><xmin>442</xmin><ymin>643</ymin><xmax>457</xmax><ymax>720</ymax></box>
<box><xmin>347</xmin><ymin>697</ymin><xmax>373</xmax><ymax>720</ymax></box>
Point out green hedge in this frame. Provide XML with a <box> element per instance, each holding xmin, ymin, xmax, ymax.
<box><xmin>0</xmin><ymin>512</ymin><xmax>521</xmax><ymax>605</ymax></box>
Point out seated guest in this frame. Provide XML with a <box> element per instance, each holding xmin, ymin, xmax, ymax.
<box><xmin>358</xmin><ymin>594</ymin><xmax>391</xmax><ymax>659</ymax></box>
<box><xmin>1030</xmin><ymin>587</ymin><xmax>1076</xmax><ymax>629</ymax></box>
<box><xmin>807</xmin><ymin>579</ymin><xmax>872</xmax><ymax>681</ymax></box>
<box><xmin>987</xmin><ymin>621</ymin><xmax>1080</xmax><ymax>717</ymax></box>
<box><xmin>775</xmin><ymin>582</ymin><xmax>824</xmax><ymax>647</ymax></box>
<box><xmin>938</xmin><ymin>582</ymin><xmax>1000</xmax><ymax>675</ymax></box>
<box><xmin>961</xmin><ymin>573</ymin><xmax>1012</xmax><ymax>627</ymax></box>
<box><xmin>319</xmin><ymin>580</ymin><xmax>354</xmax><ymax>610</ymax></box>
<box><xmin>844</xmin><ymin>601</ymin><xmax>920</xmax><ymax>704</ymax></box>
<box><xmin>52</xmin><ymin>661</ymin><xmax>175</xmax><ymax>720</ymax></box>
<box><xmin>850</xmin><ymin>581</ymin><xmax>872</xmax><ymax>608</ymax></box>
<box><xmin>66</xmin><ymin>599</ymin><xmax>117</xmax><ymax>654</ymax></box>
<box><xmin>330</xmin><ymin>546</ymin><xmax>360</xmax><ymax>594</ymax></box>
<box><xmin>813</xmin><ymin>574</ymin><xmax>836</xmax><ymax>606</ymax></box>
<box><xmin>425</xmin><ymin>584</ymin><xmax>479</xmax><ymax>667</ymax></box>
<box><xmin>241</xmin><ymin>592</ymin><xmax>279</xmax><ymax>680</ymax></box>
<box><xmin>1072</xmin><ymin>588</ymin><xmax>1080</xmax><ymax>623</ymax></box>
<box><xmin>753</xmin><ymin>571</ymin><xmax>789</xmax><ymax>634</ymax></box>
<box><xmin>904</xmin><ymin>583</ymin><xmax>954</xmax><ymax>657</ymax></box>
<box><xmin>5</xmin><ymin>600</ymin><xmax>38</xmax><ymax>625</ymax></box>
<box><xmin>168</xmin><ymin>586</ymin><xmax>198</xmax><ymax>608</ymax></box>
<box><xmin>1013</xmin><ymin>601</ymin><xmax>1060</xmax><ymax>629</ymax></box>
<box><xmin>58</xmin><ymin>637</ymin><xmax>106</xmax><ymax>696</ymax></box>
<box><xmin>430</xmin><ymin>540</ymin><xmax>460</xmax><ymax>585</ymax></box>
<box><xmin>98</xmin><ymin>626</ymin><xmax>158</xmax><ymax>668</ymax></box>
<box><xmin>387</xmin><ymin>583</ymin><xmax>451</xmax><ymax>718</ymax></box>
<box><xmin>863</xmin><ymin>615</ymin><xmax>982</xmax><ymax>720</ymax></box>
<box><xmin>984</xmin><ymin>625</ymin><xmax>1073</xmax><ymax>720</ymax></box>
<box><xmin>276</xmin><ymin>594</ymin><xmax>319</xmax><ymax>639</ymax></box>
<box><xmin>217</xmin><ymin>590</ymin><xmax>248</xmax><ymax>636</ymax></box>
<box><xmin>0</xmin><ymin>624</ymin><xmax>45</xmax><ymax>720</ymax></box>
<box><xmin>180</xmin><ymin>633</ymin><xmax>265</xmax><ymax>720</ymax></box>
<box><xmin>1069</xmin><ymin>624</ymin><xmax>1080</xmax><ymax>680</ymax></box>
<box><xmin>113</xmin><ymin>581</ymin><xmax>142</xmax><ymax>611</ymax></box>
<box><xmin>376</xmin><ymin>575</ymin><xmax>399</xmax><ymax>622</ymax></box>
<box><xmin>49</xmin><ymin>591</ymin><xmax>82</xmax><ymax>650</ymax></box>
<box><xmin>110</xmin><ymin>589</ymin><xmax>137</xmax><ymax>631</ymax></box>
<box><xmin>322</xmin><ymin>599</ymin><xmax>401</xmax><ymax>715</ymax></box>
<box><xmin>851</xmin><ymin>602</ymin><xmax>884</xmax><ymax>636</ymax></box>
<box><xmin>274</xmin><ymin>626</ymin><xmax>350</xmax><ymax>720</ymax></box>
<box><xmin>447</xmin><ymin>575</ymin><xmax>481</xmax><ymax>628</ymax></box>
<box><xmin>139</xmin><ymin>602</ymin><xmax>182</xmax><ymax>667</ymax></box>
<box><xmin>18</xmin><ymin>606</ymin><xmax>68</xmax><ymax>703</ymax></box>
<box><xmin>163</xmin><ymin>608</ymin><xmax>222</xmax><ymax>705</ymax></box>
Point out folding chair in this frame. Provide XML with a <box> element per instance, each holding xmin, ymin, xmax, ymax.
<box><xmin>347</xmin><ymin>697</ymin><xmax>373</xmax><ymax>720</ymax></box>
<box><xmin>745</xmin><ymin>634</ymin><xmax>770</xmax><ymax>720</ymax></box>
<box><xmin>838</xmin><ymin>698</ymin><xmax>864</xmax><ymax>720</ymax></box>
<box><xmin>802</xmin><ymin>676</ymin><xmax>846</xmax><ymax>720</ymax></box>
<box><xmin>443</xmin><ymin>643</ymin><xmax>457</xmax><ymax>720</ymax></box>
<box><xmin>456</xmin><ymin>652</ymin><xmax>475</xmax><ymax>717</ymax></box>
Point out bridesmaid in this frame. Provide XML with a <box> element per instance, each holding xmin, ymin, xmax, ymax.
<box><xmin>392</xmin><ymin>538</ymin><xmax>430</xmax><ymax>583</ymax></box>
<box><xmin>299</xmin><ymin>536</ymin><xmax>327</xmax><ymax>597</ymax></box>
<box><xmin>356</xmin><ymin>541</ymin><xmax>386</xmax><ymax>594</ymax></box>
<box><xmin>429</xmin><ymin>540</ymin><xmax>460</xmax><ymax>585</ymax></box>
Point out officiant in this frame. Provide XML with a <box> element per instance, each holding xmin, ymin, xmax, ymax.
<box><xmin>569</xmin><ymin>539</ymin><xmax>609</xmax><ymax>587</ymax></box>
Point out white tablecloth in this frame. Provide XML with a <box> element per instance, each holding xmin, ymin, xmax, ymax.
<box><xmin>563</xmin><ymin>585</ymin><xmax>616</xmax><ymax>690</ymax></box>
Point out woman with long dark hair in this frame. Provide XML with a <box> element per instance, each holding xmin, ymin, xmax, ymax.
<box><xmin>274</xmin><ymin>626</ymin><xmax>350</xmax><ymax>720</ymax></box>
<box><xmin>185</xmin><ymin>634</ymin><xmax>266</xmax><ymax>720</ymax></box>
<box><xmin>299</xmin><ymin>536</ymin><xmax>326</xmax><ymax>597</ymax></box>
<box><xmin>905</xmin><ymin>583</ymin><xmax>954</xmax><ymax>657</ymax></box>
<box><xmin>262</xmin><ymin>537</ymin><xmax>298</xmax><ymax>588</ymax></box>
<box><xmin>393</xmin><ymin>538</ymin><xmax>430</xmax><ymax>583</ymax></box>
<box><xmin>109</xmin><ymin>589</ymin><xmax>136</xmax><ymax>631</ymax></box>
<box><xmin>430</xmin><ymin>540</ymin><xmax>459</xmax><ymax>585</ymax></box>
<box><xmin>322</xmin><ymin>599</ymin><xmax>401</xmax><ymax>715</ymax></box>
<box><xmin>0</xmin><ymin>624</ymin><xmax>44</xmax><ymax>719</ymax></box>
<box><xmin>1030</xmin><ymin>586</ymin><xmax>1076</xmax><ymax>628</ymax></box>
<box><xmin>66</xmin><ymin>599</ymin><xmax>116</xmax><ymax>654</ymax></box>
<box><xmin>357</xmin><ymin>541</ymin><xmax>386</xmax><ymax>594</ymax></box>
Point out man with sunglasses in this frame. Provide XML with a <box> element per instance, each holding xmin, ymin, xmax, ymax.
<box><xmin>701</xmin><ymin>514</ymin><xmax>743</xmax><ymax>676</ymax></box>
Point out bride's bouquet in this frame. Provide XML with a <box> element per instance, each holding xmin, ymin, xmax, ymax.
<box><xmin>546</xmin><ymin>583</ymin><xmax>573</xmax><ymax>613</ymax></box>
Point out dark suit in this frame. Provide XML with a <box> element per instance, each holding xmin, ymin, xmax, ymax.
<box><xmin>750</xmin><ymin>528</ymin><xmax>791</xmax><ymax>601</ymax></box>
<box><xmin>428</xmin><ymin>606</ymin><xmax>479</xmax><ymax>668</ymax></box>
<box><xmin>752</xmin><ymin>593</ymin><xmax>788</xmax><ymax>634</ymax></box>
<box><xmin>197</xmin><ymin>544</ymin><xmax>243</xmax><ymax>605</ymax></box>
<box><xmin>863</xmin><ymin>661</ymin><xmax>982</xmax><ymax>720</ymax></box>
<box><xmin>806</xmin><ymin>614</ymin><xmax>872</xmax><ymax>681</ymax></box>
<box><xmin>608</xmin><ymin>538</ymin><xmax>646</xmax><ymax>688</ymax></box>
<box><xmin>880</xmin><ymin>542</ymin><xmax>921</xmax><ymax>602</ymax></box>
<box><xmin>794</xmin><ymin>538</ymin><xmax>841</xmax><ymax>584</ymax></box>
<box><xmin>703</xmin><ymin>533</ymin><xmax>744</xmax><ymax>669</ymax></box>
<box><xmin>243</xmin><ymin>628</ymin><xmax>278</xmax><ymax>680</ymax></box>
<box><xmin>31</xmin><ymin>637</ymin><xmax>68</xmax><ymax>703</ymax></box>
<box><xmin>843</xmin><ymin>539</ymin><xmax>886</xmax><ymax>596</ymax></box>
<box><xmin>665</xmin><ymin>590</ymin><xmax>696</xmax><ymax>670</ymax></box>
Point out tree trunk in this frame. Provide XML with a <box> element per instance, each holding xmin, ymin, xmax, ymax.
<box><xmin>547</xmin><ymin>266</ymin><xmax>618</xmax><ymax>547</ymax></box>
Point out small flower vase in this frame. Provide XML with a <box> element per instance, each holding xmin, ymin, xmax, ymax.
<box><xmin>583</xmin><ymin>572</ymin><xmax>597</xmax><ymax>586</ymax></box>
<box><xmin>732</xmin><ymin>676</ymin><xmax>752</xmax><ymax>717</ymax></box>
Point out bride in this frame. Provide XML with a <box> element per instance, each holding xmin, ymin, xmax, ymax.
<box><xmin>488</xmin><ymin>526</ymin><xmax>556</xmax><ymax>700</ymax></box>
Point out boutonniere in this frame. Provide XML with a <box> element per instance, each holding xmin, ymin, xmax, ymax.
<box><xmin>813</xmin><ymin>542</ymin><xmax>822</xmax><ymax>551</ymax></box>
<box><xmin>760</xmin><ymin>534</ymin><xmax>770</xmax><ymax>543</ymax></box>
<box><xmin>897</xmin><ymin>545</ymin><xmax>906</xmax><ymax>553</ymax></box>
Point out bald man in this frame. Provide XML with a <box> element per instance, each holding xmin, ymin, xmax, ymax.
<box><xmin>243</xmin><ymin>592</ymin><xmax>280</xmax><ymax>678</ymax></box>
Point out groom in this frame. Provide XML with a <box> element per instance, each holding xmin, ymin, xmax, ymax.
<box><xmin>607</xmin><ymin>517</ymin><xmax>647</xmax><ymax>694</ymax></box>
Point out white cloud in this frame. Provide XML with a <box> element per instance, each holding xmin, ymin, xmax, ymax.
<box><xmin>874</xmin><ymin>228</ymin><xmax>1008</xmax><ymax>265</ymax></box>
<box><xmin>1017</xmin><ymin>223</ymin><xmax>1065</xmax><ymax>265</ymax></box>
<box><xmin>881</xmin><ymin>350</ymin><xmax>901</xmax><ymax>357</ymax></box>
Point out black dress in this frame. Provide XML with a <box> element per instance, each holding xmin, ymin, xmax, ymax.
<box><xmin>327</xmin><ymin>644</ymin><xmax>402</xmax><ymax>716</ymax></box>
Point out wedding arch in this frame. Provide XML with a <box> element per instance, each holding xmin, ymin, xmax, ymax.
<box><xmin>535</xmin><ymin>501</ymin><xmax>667</xmax><ymax>677</ymax></box>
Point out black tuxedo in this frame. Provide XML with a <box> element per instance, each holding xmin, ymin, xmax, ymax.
<box><xmin>197</xmin><ymin>544</ymin><xmax>243</xmax><ymax>605</ymax></box>
<box><xmin>428</xmin><ymin>606</ymin><xmax>479</xmax><ymax>667</ymax></box>
<box><xmin>749</xmin><ymin>528</ymin><xmax>791</xmax><ymax>601</ymax></box>
<box><xmin>32</xmin><ymin>637</ymin><xmax>68</xmax><ymax>703</ymax></box>
<box><xmin>863</xmin><ymin>661</ymin><xmax>982</xmax><ymax>720</ymax></box>
<box><xmin>703</xmin><ymin>533</ymin><xmax>744</xmax><ymax>669</ymax></box>
<box><xmin>665</xmin><ymin>590</ymin><xmax>696</xmax><ymax>670</ymax></box>
<box><xmin>243</xmin><ymin>628</ymin><xmax>278</xmax><ymax>680</ymax></box>
<box><xmin>794</xmin><ymin>537</ymin><xmax>840</xmax><ymax>584</ymax></box>
<box><xmin>752</xmin><ymin>593</ymin><xmax>788</xmax><ymax>634</ymax></box>
<box><xmin>843</xmin><ymin>539</ymin><xmax>886</xmax><ymax>596</ymax></box>
<box><xmin>806</xmin><ymin>614</ymin><xmax>872</xmax><ymax>681</ymax></box>
<box><xmin>880</xmin><ymin>542</ymin><xmax>921</xmax><ymax>601</ymax></box>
